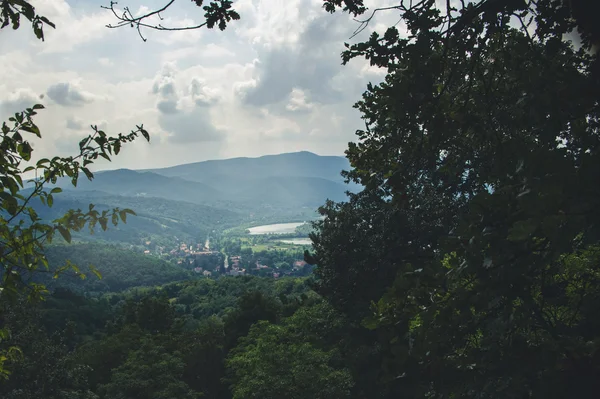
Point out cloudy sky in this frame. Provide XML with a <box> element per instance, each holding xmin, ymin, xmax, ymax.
<box><xmin>0</xmin><ymin>0</ymin><xmax>395</xmax><ymax>170</ymax></box>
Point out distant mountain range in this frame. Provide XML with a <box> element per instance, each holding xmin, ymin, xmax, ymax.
<box><xmin>27</xmin><ymin>152</ymin><xmax>358</xmax><ymax>244</ymax></box>
<box><xmin>55</xmin><ymin>151</ymin><xmax>356</xmax><ymax>209</ymax></box>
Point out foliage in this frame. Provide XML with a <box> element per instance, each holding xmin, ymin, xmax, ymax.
<box><xmin>226</xmin><ymin>319</ymin><xmax>353</xmax><ymax>399</ymax></box>
<box><xmin>6</xmin><ymin>1</ymin><xmax>600</xmax><ymax>398</ymax></box>
<box><xmin>0</xmin><ymin>2</ymin><xmax>152</xmax><ymax>378</ymax></box>
<box><xmin>0</xmin><ymin>106</ymin><xmax>149</xmax><ymax>299</ymax></box>
<box><xmin>0</xmin><ymin>0</ymin><xmax>55</xmax><ymax>40</ymax></box>
<box><xmin>307</xmin><ymin>1</ymin><xmax>600</xmax><ymax>398</ymax></box>
<box><xmin>63</xmin><ymin>276</ymin><xmax>314</xmax><ymax>398</ymax></box>
<box><xmin>97</xmin><ymin>337</ymin><xmax>200</xmax><ymax>399</ymax></box>
<box><xmin>0</xmin><ymin>299</ymin><xmax>98</xmax><ymax>398</ymax></box>
<box><xmin>103</xmin><ymin>0</ymin><xmax>240</xmax><ymax>41</ymax></box>
<box><xmin>40</xmin><ymin>243</ymin><xmax>192</xmax><ymax>294</ymax></box>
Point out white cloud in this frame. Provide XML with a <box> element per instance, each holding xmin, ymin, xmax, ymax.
<box><xmin>66</xmin><ymin>116</ymin><xmax>84</xmax><ymax>130</ymax></box>
<box><xmin>0</xmin><ymin>88</ymin><xmax>44</xmax><ymax>118</ymax></box>
<box><xmin>98</xmin><ymin>57</ymin><xmax>114</xmax><ymax>67</ymax></box>
<box><xmin>30</xmin><ymin>0</ymin><xmax>117</xmax><ymax>54</ymax></box>
<box><xmin>46</xmin><ymin>81</ymin><xmax>98</xmax><ymax>107</ymax></box>
<box><xmin>188</xmin><ymin>78</ymin><xmax>220</xmax><ymax>107</ymax></box>
<box><xmin>0</xmin><ymin>0</ymin><xmax>393</xmax><ymax>168</ymax></box>
<box><xmin>286</xmin><ymin>88</ymin><xmax>313</xmax><ymax>112</ymax></box>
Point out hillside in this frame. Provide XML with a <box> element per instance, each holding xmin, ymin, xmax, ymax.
<box><xmin>28</xmin><ymin>190</ymin><xmax>241</xmax><ymax>245</ymax></box>
<box><xmin>51</xmin><ymin>152</ymin><xmax>355</xmax><ymax>210</ymax></box>
<box><xmin>143</xmin><ymin>151</ymin><xmax>351</xmax><ymax>183</ymax></box>
<box><xmin>61</xmin><ymin>169</ymin><xmax>222</xmax><ymax>204</ymax></box>
<box><xmin>39</xmin><ymin>243</ymin><xmax>193</xmax><ymax>293</ymax></box>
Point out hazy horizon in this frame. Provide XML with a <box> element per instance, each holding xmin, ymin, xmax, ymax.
<box><xmin>0</xmin><ymin>0</ymin><xmax>392</xmax><ymax>171</ymax></box>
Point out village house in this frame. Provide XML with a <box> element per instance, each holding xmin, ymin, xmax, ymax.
<box><xmin>229</xmin><ymin>268</ymin><xmax>246</xmax><ymax>276</ymax></box>
<box><xmin>255</xmin><ymin>261</ymin><xmax>269</xmax><ymax>270</ymax></box>
<box><xmin>293</xmin><ymin>260</ymin><xmax>307</xmax><ymax>270</ymax></box>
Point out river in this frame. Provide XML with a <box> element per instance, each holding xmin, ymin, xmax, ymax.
<box><xmin>247</xmin><ymin>222</ymin><xmax>305</xmax><ymax>235</ymax></box>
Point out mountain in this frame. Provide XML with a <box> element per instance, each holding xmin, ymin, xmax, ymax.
<box><xmin>62</xmin><ymin>169</ymin><xmax>222</xmax><ymax>203</ymax></box>
<box><xmin>27</xmin><ymin>189</ymin><xmax>241</xmax><ymax>245</ymax></box>
<box><xmin>143</xmin><ymin>151</ymin><xmax>351</xmax><ymax>184</ymax></box>
<box><xmin>240</xmin><ymin>176</ymin><xmax>349</xmax><ymax>206</ymax></box>
<box><xmin>53</xmin><ymin>152</ymin><xmax>355</xmax><ymax>209</ymax></box>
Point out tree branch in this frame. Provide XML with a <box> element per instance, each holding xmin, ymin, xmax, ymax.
<box><xmin>101</xmin><ymin>0</ymin><xmax>239</xmax><ymax>41</ymax></box>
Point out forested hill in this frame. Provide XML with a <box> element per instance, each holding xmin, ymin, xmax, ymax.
<box><xmin>39</xmin><ymin>243</ymin><xmax>192</xmax><ymax>293</ymax></box>
<box><xmin>52</xmin><ymin>152</ymin><xmax>355</xmax><ymax>210</ymax></box>
<box><xmin>3</xmin><ymin>1</ymin><xmax>600</xmax><ymax>399</ymax></box>
<box><xmin>143</xmin><ymin>151</ymin><xmax>351</xmax><ymax>184</ymax></box>
<box><xmin>23</xmin><ymin>189</ymin><xmax>241</xmax><ymax>245</ymax></box>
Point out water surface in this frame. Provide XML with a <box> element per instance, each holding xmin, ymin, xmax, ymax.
<box><xmin>248</xmin><ymin>222</ymin><xmax>305</xmax><ymax>235</ymax></box>
<box><xmin>278</xmin><ymin>238</ymin><xmax>312</xmax><ymax>245</ymax></box>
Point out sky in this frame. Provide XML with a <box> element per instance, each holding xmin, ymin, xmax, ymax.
<box><xmin>0</xmin><ymin>0</ymin><xmax>396</xmax><ymax>170</ymax></box>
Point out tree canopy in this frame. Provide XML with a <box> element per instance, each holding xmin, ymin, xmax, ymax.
<box><xmin>3</xmin><ymin>0</ymin><xmax>600</xmax><ymax>397</ymax></box>
<box><xmin>307</xmin><ymin>0</ymin><xmax>600</xmax><ymax>397</ymax></box>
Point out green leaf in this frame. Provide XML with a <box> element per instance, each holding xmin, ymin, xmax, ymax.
<box><xmin>19</xmin><ymin>124</ymin><xmax>40</xmax><ymax>137</ymax></box>
<box><xmin>81</xmin><ymin>167</ymin><xmax>94</xmax><ymax>180</ymax></box>
<box><xmin>89</xmin><ymin>265</ymin><xmax>102</xmax><ymax>280</ymax></box>
<box><xmin>119</xmin><ymin>210</ymin><xmax>128</xmax><ymax>223</ymax></box>
<box><xmin>140</xmin><ymin>128</ymin><xmax>150</xmax><ymax>142</ymax></box>
<box><xmin>507</xmin><ymin>219</ymin><xmax>537</xmax><ymax>242</ymax></box>
<box><xmin>39</xmin><ymin>16</ymin><xmax>55</xmax><ymax>29</ymax></box>
<box><xmin>56</xmin><ymin>225</ymin><xmax>71</xmax><ymax>243</ymax></box>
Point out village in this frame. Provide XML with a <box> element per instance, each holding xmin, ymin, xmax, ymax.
<box><xmin>140</xmin><ymin>237</ymin><xmax>310</xmax><ymax>279</ymax></box>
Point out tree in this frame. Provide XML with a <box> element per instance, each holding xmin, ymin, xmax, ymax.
<box><xmin>226</xmin><ymin>307</ymin><xmax>353</xmax><ymax>399</ymax></box>
<box><xmin>0</xmin><ymin>0</ymin><xmax>55</xmax><ymax>40</ymax></box>
<box><xmin>101</xmin><ymin>0</ymin><xmax>241</xmax><ymax>41</ymax></box>
<box><xmin>0</xmin><ymin>299</ymin><xmax>98</xmax><ymax>398</ymax></box>
<box><xmin>1</xmin><ymin>0</ymin><xmax>242</xmax><ymax>42</ymax></box>
<box><xmin>307</xmin><ymin>0</ymin><xmax>600</xmax><ymax>398</ymax></box>
<box><xmin>97</xmin><ymin>337</ymin><xmax>201</xmax><ymax>399</ymax></box>
<box><xmin>0</xmin><ymin>0</ymin><xmax>152</xmax><ymax>379</ymax></box>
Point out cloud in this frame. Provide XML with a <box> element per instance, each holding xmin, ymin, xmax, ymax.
<box><xmin>286</xmin><ymin>88</ymin><xmax>313</xmax><ymax>112</ymax></box>
<box><xmin>159</xmin><ymin>109</ymin><xmax>224</xmax><ymax>143</ymax></box>
<box><xmin>98</xmin><ymin>58</ymin><xmax>114</xmax><ymax>67</ymax></box>
<box><xmin>0</xmin><ymin>0</ymin><xmax>395</xmax><ymax>168</ymax></box>
<box><xmin>31</xmin><ymin>0</ymin><xmax>117</xmax><ymax>54</ymax></box>
<box><xmin>66</xmin><ymin>116</ymin><xmax>84</xmax><ymax>130</ymax></box>
<box><xmin>152</xmin><ymin>62</ymin><xmax>180</xmax><ymax>114</ymax></box>
<box><xmin>0</xmin><ymin>88</ymin><xmax>43</xmax><ymax>118</ymax></box>
<box><xmin>238</xmin><ymin>11</ymin><xmax>348</xmax><ymax>107</ymax></box>
<box><xmin>189</xmin><ymin>78</ymin><xmax>219</xmax><ymax>107</ymax></box>
<box><xmin>46</xmin><ymin>82</ymin><xmax>96</xmax><ymax>107</ymax></box>
<box><xmin>150</xmin><ymin>62</ymin><xmax>224</xmax><ymax>143</ymax></box>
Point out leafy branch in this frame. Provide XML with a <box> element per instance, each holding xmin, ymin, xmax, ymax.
<box><xmin>0</xmin><ymin>0</ymin><xmax>55</xmax><ymax>40</ymax></box>
<box><xmin>101</xmin><ymin>0</ymin><xmax>240</xmax><ymax>41</ymax></box>
<box><xmin>0</xmin><ymin>104</ymin><xmax>150</xmax><ymax>300</ymax></box>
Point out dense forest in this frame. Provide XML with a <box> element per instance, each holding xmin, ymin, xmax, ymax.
<box><xmin>2</xmin><ymin>0</ymin><xmax>600</xmax><ymax>398</ymax></box>
<box><xmin>40</xmin><ymin>244</ymin><xmax>193</xmax><ymax>294</ymax></box>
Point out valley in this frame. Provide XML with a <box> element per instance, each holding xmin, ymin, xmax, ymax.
<box><xmin>3</xmin><ymin>2</ymin><xmax>595</xmax><ymax>398</ymax></box>
<box><xmin>26</xmin><ymin>152</ymin><xmax>343</xmax><ymax>287</ymax></box>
